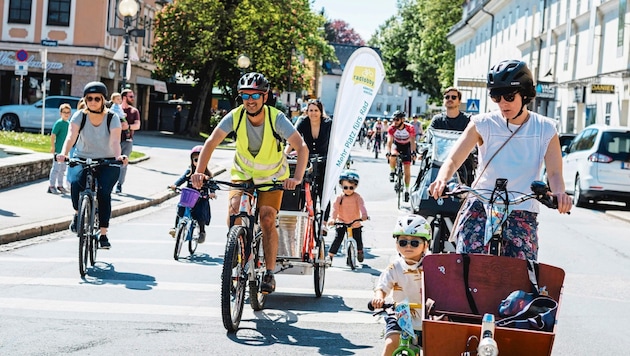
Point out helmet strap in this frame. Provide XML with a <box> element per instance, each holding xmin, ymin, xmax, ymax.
<box><xmin>87</xmin><ymin>107</ymin><xmax>104</xmax><ymax>114</ymax></box>
<box><xmin>247</xmin><ymin>106</ymin><xmax>264</xmax><ymax>117</ymax></box>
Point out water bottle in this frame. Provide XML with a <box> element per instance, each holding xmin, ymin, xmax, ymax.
<box><xmin>478</xmin><ymin>313</ymin><xmax>498</xmax><ymax>356</ymax></box>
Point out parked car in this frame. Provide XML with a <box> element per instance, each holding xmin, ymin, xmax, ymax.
<box><xmin>539</xmin><ymin>133</ymin><xmax>577</xmax><ymax>182</ymax></box>
<box><xmin>0</xmin><ymin>96</ymin><xmax>81</xmax><ymax>132</ymax></box>
<box><xmin>563</xmin><ymin>125</ymin><xmax>630</xmax><ymax>207</ymax></box>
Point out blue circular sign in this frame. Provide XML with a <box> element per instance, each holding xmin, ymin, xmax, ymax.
<box><xmin>16</xmin><ymin>49</ymin><xmax>28</xmax><ymax>62</ymax></box>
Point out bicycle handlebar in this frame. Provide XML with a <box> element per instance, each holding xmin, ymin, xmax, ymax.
<box><xmin>333</xmin><ymin>218</ymin><xmax>366</xmax><ymax>228</ymax></box>
<box><xmin>66</xmin><ymin>157</ymin><xmax>122</xmax><ymax>168</ymax></box>
<box><xmin>202</xmin><ymin>178</ymin><xmax>285</xmax><ymax>192</ymax></box>
<box><xmin>445</xmin><ymin>180</ymin><xmax>565</xmax><ymax>212</ymax></box>
<box><xmin>367</xmin><ymin>301</ymin><xmax>422</xmax><ymax>313</ymax></box>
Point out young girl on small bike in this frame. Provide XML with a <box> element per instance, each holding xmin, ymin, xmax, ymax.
<box><xmin>371</xmin><ymin>214</ymin><xmax>432</xmax><ymax>356</ymax></box>
<box><xmin>168</xmin><ymin>145</ymin><xmax>214</xmax><ymax>243</ymax></box>
<box><xmin>327</xmin><ymin>170</ymin><xmax>369</xmax><ymax>262</ymax></box>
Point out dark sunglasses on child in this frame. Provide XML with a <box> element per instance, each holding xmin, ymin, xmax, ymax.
<box><xmin>342</xmin><ymin>185</ymin><xmax>355</xmax><ymax>191</ymax></box>
<box><xmin>490</xmin><ymin>91</ymin><xmax>518</xmax><ymax>103</ymax></box>
<box><xmin>240</xmin><ymin>93</ymin><xmax>262</xmax><ymax>100</ymax></box>
<box><xmin>398</xmin><ymin>239</ymin><xmax>423</xmax><ymax>248</ymax></box>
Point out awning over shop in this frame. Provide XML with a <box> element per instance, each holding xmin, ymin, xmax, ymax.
<box><xmin>137</xmin><ymin>76</ymin><xmax>169</xmax><ymax>93</ymax></box>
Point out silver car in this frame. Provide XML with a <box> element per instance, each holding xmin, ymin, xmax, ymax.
<box><xmin>0</xmin><ymin>96</ymin><xmax>81</xmax><ymax>132</ymax></box>
<box><xmin>563</xmin><ymin>124</ymin><xmax>630</xmax><ymax>207</ymax></box>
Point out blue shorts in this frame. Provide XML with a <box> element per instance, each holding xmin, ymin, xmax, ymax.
<box><xmin>384</xmin><ymin>315</ymin><xmax>423</xmax><ymax>347</ymax></box>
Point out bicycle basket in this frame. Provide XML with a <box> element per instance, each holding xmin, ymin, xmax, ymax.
<box><xmin>179</xmin><ymin>187</ymin><xmax>200</xmax><ymax>208</ymax></box>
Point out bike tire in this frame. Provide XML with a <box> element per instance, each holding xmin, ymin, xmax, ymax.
<box><xmin>188</xmin><ymin>221</ymin><xmax>199</xmax><ymax>255</ymax></box>
<box><xmin>314</xmin><ymin>238</ymin><xmax>326</xmax><ymax>297</ymax></box>
<box><xmin>347</xmin><ymin>243</ymin><xmax>357</xmax><ymax>270</ymax></box>
<box><xmin>89</xmin><ymin>204</ymin><xmax>99</xmax><ymax>266</ymax></box>
<box><xmin>173</xmin><ymin>220</ymin><xmax>186</xmax><ymax>261</ymax></box>
<box><xmin>78</xmin><ymin>195</ymin><xmax>91</xmax><ymax>277</ymax></box>
<box><xmin>221</xmin><ymin>226</ymin><xmax>247</xmax><ymax>333</ymax></box>
<box><xmin>430</xmin><ymin>222</ymin><xmax>444</xmax><ymax>254</ymax></box>
<box><xmin>249</xmin><ymin>227</ymin><xmax>267</xmax><ymax>311</ymax></box>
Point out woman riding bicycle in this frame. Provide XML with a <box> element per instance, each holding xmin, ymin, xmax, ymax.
<box><xmin>428</xmin><ymin>60</ymin><xmax>571</xmax><ymax>260</ymax></box>
<box><xmin>56</xmin><ymin>81</ymin><xmax>128</xmax><ymax>249</ymax></box>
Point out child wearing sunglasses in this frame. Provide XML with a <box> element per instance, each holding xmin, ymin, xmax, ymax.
<box><xmin>168</xmin><ymin>145</ymin><xmax>215</xmax><ymax>243</ymax></box>
<box><xmin>371</xmin><ymin>214</ymin><xmax>432</xmax><ymax>355</ymax></box>
<box><xmin>327</xmin><ymin>170</ymin><xmax>369</xmax><ymax>263</ymax></box>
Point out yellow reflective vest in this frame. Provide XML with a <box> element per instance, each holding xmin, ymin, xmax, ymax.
<box><xmin>230</xmin><ymin>105</ymin><xmax>289</xmax><ymax>187</ymax></box>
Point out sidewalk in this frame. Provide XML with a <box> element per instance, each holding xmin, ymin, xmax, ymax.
<box><xmin>0</xmin><ymin>132</ymin><xmax>230</xmax><ymax>245</ymax></box>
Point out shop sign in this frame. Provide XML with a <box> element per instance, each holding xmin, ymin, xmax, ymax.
<box><xmin>0</xmin><ymin>50</ymin><xmax>63</xmax><ymax>70</ymax></box>
<box><xmin>76</xmin><ymin>60</ymin><xmax>94</xmax><ymax>67</ymax></box>
<box><xmin>591</xmin><ymin>84</ymin><xmax>615</xmax><ymax>94</ymax></box>
<box><xmin>536</xmin><ymin>82</ymin><xmax>556</xmax><ymax>99</ymax></box>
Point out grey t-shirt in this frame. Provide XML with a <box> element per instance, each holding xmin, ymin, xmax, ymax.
<box><xmin>217</xmin><ymin>106</ymin><xmax>296</xmax><ymax>156</ymax></box>
<box><xmin>71</xmin><ymin>110</ymin><xmax>122</xmax><ymax>159</ymax></box>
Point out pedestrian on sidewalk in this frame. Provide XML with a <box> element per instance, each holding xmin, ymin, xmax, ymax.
<box><xmin>48</xmin><ymin>103</ymin><xmax>72</xmax><ymax>194</ymax></box>
<box><xmin>168</xmin><ymin>145</ymin><xmax>215</xmax><ymax>244</ymax></box>
<box><xmin>56</xmin><ymin>81</ymin><xmax>128</xmax><ymax>249</ymax></box>
<box><xmin>116</xmin><ymin>89</ymin><xmax>140</xmax><ymax>194</ymax></box>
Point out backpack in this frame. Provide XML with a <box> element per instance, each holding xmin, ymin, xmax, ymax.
<box><xmin>73</xmin><ymin>112</ymin><xmax>115</xmax><ymax>146</ymax></box>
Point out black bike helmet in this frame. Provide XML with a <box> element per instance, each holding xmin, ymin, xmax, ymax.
<box><xmin>392</xmin><ymin>110</ymin><xmax>406</xmax><ymax>120</ymax></box>
<box><xmin>237</xmin><ymin>72</ymin><xmax>270</xmax><ymax>92</ymax></box>
<box><xmin>83</xmin><ymin>81</ymin><xmax>108</xmax><ymax>98</ymax></box>
<box><xmin>487</xmin><ymin>60</ymin><xmax>536</xmax><ymax>103</ymax></box>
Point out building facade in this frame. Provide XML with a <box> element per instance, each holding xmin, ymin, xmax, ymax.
<box><xmin>449</xmin><ymin>0</ymin><xmax>630</xmax><ymax>133</ymax></box>
<box><xmin>0</xmin><ymin>0</ymin><xmax>166</xmax><ymax>125</ymax></box>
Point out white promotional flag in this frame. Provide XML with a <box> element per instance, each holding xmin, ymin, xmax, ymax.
<box><xmin>321</xmin><ymin>47</ymin><xmax>386</xmax><ymax>216</ymax></box>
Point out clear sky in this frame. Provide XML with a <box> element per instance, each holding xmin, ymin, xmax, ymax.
<box><xmin>312</xmin><ymin>0</ymin><xmax>399</xmax><ymax>42</ymax></box>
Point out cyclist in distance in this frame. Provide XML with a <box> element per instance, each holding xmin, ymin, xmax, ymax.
<box><xmin>371</xmin><ymin>119</ymin><xmax>385</xmax><ymax>150</ymax></box>
<box><xmin>429</xmin><ymin>60</ymin><xmax>572</xmax><ymax>260</ymax></box>
<box><xmin>428</xmin><ymin>87</ymin><xmax>471</xmax><ymax>134</ymax></box>
<box><xmin>386</xmin><ymin>111</ymin><xmax>417</xmax><ymax>202</ymax></box>
<box><xmin>56</xmin><ymin>81</ymin><xmax>128</xmax><ymax>249</ymax></box>
<box><xmin>192</xmin><ymin>72</ymin><xmax>308</xmax><ymax>294</ymax></box>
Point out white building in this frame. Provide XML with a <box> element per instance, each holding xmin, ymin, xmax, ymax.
<box><xmin>318</xmin><ymin>43</ymin><xmax>429</xmax><ymax>120</ymax></box>
<box><xmin>448</xmin><ymin>0</ymin><xmax>630</xmax><ymax>133</ymax></box>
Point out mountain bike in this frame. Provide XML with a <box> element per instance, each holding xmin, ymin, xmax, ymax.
<box><xmin>170</xmin><ymin>184</ymin><xmax>213</xmax><ymax>261</ymax></box>
<box><xmin>209</xmin><ymin>179</ymin><xmax>284</xmax><ymax>333</ymax></box>
<box><xmin>388</xmin><ymin>153</ymin><xmax>404</xmax><ymax>209</ymax></box>
<box><xmin>369</xmin><ymin>301</ymin><xmax>423</xmax><ymax>356</ymax></box>
<box><xmin>444</xmin><ymin>179</ymin><xmax>563</xmax><ymax>256</ymax></box>
<box><xmin>333</xmin><ymin>218</ymin><xmax>364</xmax><ymax>270</ymax></box>
<box><xmin>68</xmin><ymin>157</ymin><xmax>122</xmax><ymax>277</ymax></box>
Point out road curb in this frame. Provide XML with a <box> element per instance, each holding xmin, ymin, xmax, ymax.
<box><xmin>0</xmin><ymin>167</ymin><xmax>226</xmax><ymax>245</ymax></box>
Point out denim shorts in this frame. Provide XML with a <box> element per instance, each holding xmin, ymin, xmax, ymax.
<box><xmin>454</xmin><ymin>199</ymin><xmax>539</xmax><ymax>260</ymax></box>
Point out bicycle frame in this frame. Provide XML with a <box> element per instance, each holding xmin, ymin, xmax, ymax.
<box><xmin>334</xmin><ymin>218</ymin><xmax>362</xmax><ymax>270</ymax></box>
<box><xmin>173</xmin><ymin>196</ymin><xmax>199</xmax><ymax>261</ymax></box>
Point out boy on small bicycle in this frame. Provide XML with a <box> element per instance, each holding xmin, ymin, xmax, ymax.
<box><xmin>371</xmin><ymin>214</ymin><xmax>431</xmax><ymax>356</ymax></box>
<box><xmin>327</xmin><ymin>170</ymin><xmax>368</xmax><ymax>263</ymax></box>
<box><xmin>168</xmin><ymin>146</ymin><xmax>214</xmax><ymax>243</ymax></box>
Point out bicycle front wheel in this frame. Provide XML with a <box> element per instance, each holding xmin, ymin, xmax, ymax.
<box><xmin>347</xmin><ymin>241</ymin><xmax>357</xmax><ymax>270</ymax></box>
<box><xmin>314</xmin><ymin>237</ymin><xmax>326</xmax><ymax>297</ymax></box>
<box><xmin>173</xmin><ymin>220</ymin><xmax>186</xmax><ymax>261</ymax></box>
<box><xmin>431</xmin><ymin>221</ymin><xmax>444</xmax><ymax>254</ymax></box>
<box><xmin>89</xmin><ymin>203</ymin><xmax>99</xmax><ymax>266</ymax></box>
<box><xmin>188</xmin><ymin>221</ymin><xmax>199</xmax><ymax>255</ymax></box>
<box><xmin>78</xmin><ymin>195</ymin><xmax>91</xmax><ymax>277</ymax></box>
<box><xmin>249</xmin><ymin>227</ymin><xmax>267</xmax><ymax>311</ymax></box>
<box><xmin>221</xmin><ymin>225</ymin><xmax>247</xmax><ymax>333</ymax></box>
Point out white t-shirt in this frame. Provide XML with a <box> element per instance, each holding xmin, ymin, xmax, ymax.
<box><xmin>473</xmin><ymin>111</ymin><xmax>557</xmax><ymax>212</ymax></box>
<box><xmin>375</xmin><ymin>256</ymin><xmax>424</xmax><ymax>330</ymax></box>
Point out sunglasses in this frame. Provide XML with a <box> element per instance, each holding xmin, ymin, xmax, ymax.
<box><xmin>398</xmin><ymin>239</ymin><xmax>423</xmax><ymax>248</ymax></box>
<box><xmin>241</xmin><ymin>93</ymin><xmax>262</xmax><ymax>100</ymax></box>
<box><xmin>86</xmin><ymin>96</ymin><xmax>102</xmax><ymax>103</ymax></box>
<box><xmin>444</xmin><ymin>94</ymin><xmax>458</xmax><ymax>100</ymax></box>
<box><xmin>192</xmin><ymin>158</ymin><xmax>199</xmax><ymax>162</ymax></box>
<box><xmin>61</xmin><ymin>110</ymin><xmax>71</xmax><ymax>114</ymax></box>
<box><xmin>342</xmin><ymin>185</ymin><xmax>355</xmax><ymax>190</ymax></box>
<box><xmin>490</xmin><ymin>91</ymin><xmax>518</xmax><ymax>103</ymax></box>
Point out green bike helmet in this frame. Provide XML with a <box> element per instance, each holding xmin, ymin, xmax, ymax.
<box><xmin>392</xmin><ymin>214</ymin><xmax>431</xmax><ymax>241</ymax></box>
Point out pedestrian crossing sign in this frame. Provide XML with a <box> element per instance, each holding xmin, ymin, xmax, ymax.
<box><xmin>466</xmin><ymin>99</ymin><xmax>480</xmax><ymax>113</ymax></box>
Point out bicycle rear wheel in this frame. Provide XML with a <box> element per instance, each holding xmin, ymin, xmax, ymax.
<box><xmin>188</xmin><ymin>221</ymin><xmax>199</xmax><ymax>255</ymax></box>
<box><xmin>430</xmin><ymin>221</ymin><xmax>444</xmax><ymax>254</ymax></box>
<box><xmin>173</xmin><ymin>220</ymin><xmax>186</xmax><ymax>261</ymax></box>
<box><xmin>221</xmin><ymin>226</ymin><xmax>247</xmax><ymax>333</ymax></box>
<box><xmin>314</xmin><ymin>237</ymin><xmax>326</xmax><ymax>297</ymax></box>
<box><xmin>249</xmin><ymin>227</ymin><xmax>267</xmax><ymax>311</ymax></box>
<box><xmin>78</xmin><ymin>195</ymin><xmax>91</xmax><ymax>277</ymax></box>
<box><xmin>89</xmin><ymin>204</ymin><xmax>99</xmax><ymax>266</ymax></box>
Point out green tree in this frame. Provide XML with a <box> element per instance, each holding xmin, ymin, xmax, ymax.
<box><xmin>152</xmin><ymin>0</ymin><xmax>333</xmax><ymax>137</ymax></box>
<box><xmin>370</xmin><ymin>0</ymin><xmax>462</xmax><ymax>102</ymax></box>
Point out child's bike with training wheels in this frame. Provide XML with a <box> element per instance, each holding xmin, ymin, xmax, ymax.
<box><xmin>170</xmin><ymin>183</ymin><xmax>213</xmax><ymax>261</ymax></box>
<box><xmin>368</xmin><ymin>301</ymin><xmax>423</xmax><ymax>356</ymax></box>
<box><xmin>333</xmin><ymin>218</ymin><xmax>365</xmax><ymax>270</ymax></box>
<box><xmin>205</xmin><ymin>178</ymin><xmax>284</xmax><ymax>333</ymax></box>
<box><xmin>67</xmin><ymin>157</ymin><xmax>122</xmax><ymax>277</ymax></box>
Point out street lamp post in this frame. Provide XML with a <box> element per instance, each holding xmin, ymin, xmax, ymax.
<box><xmin>118</xmin><ymin>0</ymin><xmax>140</xmax><ymax>91</ymax></box>
<box><xmin>237</xmin><ymin>54</ymin><xmax>251</xmax><ymax>75</ymax></box>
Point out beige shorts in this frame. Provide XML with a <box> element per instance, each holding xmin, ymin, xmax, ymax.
<box><xmin>227</xmin><ymin>180</ymin><xmax>283</xmax><ymax>212</ymax></box>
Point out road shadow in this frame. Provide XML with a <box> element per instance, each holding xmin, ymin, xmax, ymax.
<box><xmin>176</xmin><ymin>252</ymin><xmax>223</xmax><ymax>266</ymax></box>
<box><xmin>81</xmin><ymin>262</ymin><xmax>157</xmax><ymax>290</ymax></box>
<box><xmin>0</xmin><ymin>208</ymin><xmax>17</xmax><ymax>217</ymax></box>
<box><xmin>226</xmin><ymin>305</ymin><xmax>373</xmax><ymax>355</ymax></box>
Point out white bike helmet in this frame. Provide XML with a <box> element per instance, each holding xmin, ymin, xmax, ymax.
<box><xmin>339</xmin><ymin>170</ymin><xmax>359</xmax><ymax>185</ymax></box>
<box><xmin>392</xmin><ymin>214</ymin><xmax>431</xmax><ymax>241</ymax></box>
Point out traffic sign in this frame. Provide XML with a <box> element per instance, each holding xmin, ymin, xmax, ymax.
<box><xmin>41</xmin><ymin>39</ymin><xmax>58</xmax><ymax>47</ymax></box>
<box><xmin>466</xmin><ymin>99</ymin><xmax>480</xmax><ymax>113</ymax></box>
<box><xmin>15</xmin><ymin>63</ymin><xmax>28</xmax><ymax>76</ymax></box>
<box><xmin>16</xmin><ymin>49</ymin><xmax>28</xmax><ymax>61</ymax></box>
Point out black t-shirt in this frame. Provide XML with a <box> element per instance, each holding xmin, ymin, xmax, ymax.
<box><xmin>295</xmin><ymin>116</ymin><xmax>332</xmax><ymax>156</ymax></box>
<box><xmin>429</xmin><ymin>111</ymin><xmax>471</xmax><ymax>132</ymax></box>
